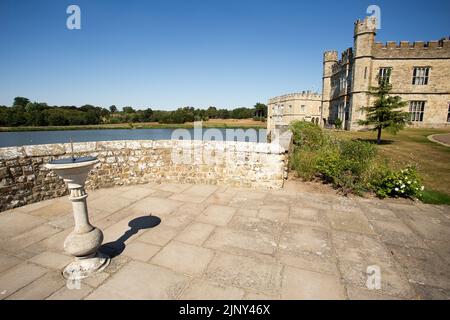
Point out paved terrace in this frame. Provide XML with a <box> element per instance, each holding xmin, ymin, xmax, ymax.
<box><xmin>0</xmin><ymin>181</ymin><xmax>449</xmax><ymax>300</ymax></box>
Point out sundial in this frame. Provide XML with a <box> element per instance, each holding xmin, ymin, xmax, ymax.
<box><xmin>45</xmin><ymin>139</ymin><xmax>109</xmax><ymax>279</ymax></box>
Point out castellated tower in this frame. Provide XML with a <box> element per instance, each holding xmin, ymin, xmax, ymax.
<box><xmin>350</xmin><ymin>16</ymin><xmax>377</xmax><ymax>128</ymax></box>
<box><xmin>295</xmin><ymin>16</ymin><xmax>449</xmax><ymax>132</ymax></box>
<box><xmin>321</xmin><ymin>51</ymin><xmax>338</xmax><ymax>126</ymax></box>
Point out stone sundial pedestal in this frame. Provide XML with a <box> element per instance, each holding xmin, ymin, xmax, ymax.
<box><xmin>46</xmin><ymin>156</ymin><xmax>110</xmax><ymax>279</ymax></box>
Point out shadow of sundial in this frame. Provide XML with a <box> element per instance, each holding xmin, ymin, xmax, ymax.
<box><xmin>99</xmin><ymin>216</ymin><xmax>161</xmax><ymax>258</ymax></box>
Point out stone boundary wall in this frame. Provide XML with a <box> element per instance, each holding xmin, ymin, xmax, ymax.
<box><xmin>0</xmin><ymin>139</ymin><xmax>291</xmax><ymax>212</ymax></box>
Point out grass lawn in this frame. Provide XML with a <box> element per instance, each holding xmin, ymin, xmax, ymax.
<box><xmin>330</xmin><ymin>127</ymin><xmax>450</xmax><ymax>199</ymax></box>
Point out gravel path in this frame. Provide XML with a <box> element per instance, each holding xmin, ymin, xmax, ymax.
<box><xmin>428</xmin><ymin>133</ymin><xmax>450</xmax><ymax>147</ymax></box>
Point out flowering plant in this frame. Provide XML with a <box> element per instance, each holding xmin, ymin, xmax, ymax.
<box><xmin>371</xmin><ymin>165</ymin><xmax>424</xmax><ymax>199</ymax></box>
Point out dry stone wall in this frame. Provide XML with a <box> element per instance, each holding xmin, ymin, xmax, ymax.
<box><xmin>0</xmin><ymin>139</ymin><xmax>290</xmax><ymax>212</ymax></box>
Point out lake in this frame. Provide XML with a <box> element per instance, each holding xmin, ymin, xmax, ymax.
<box><xmin>0</xmin><ymin>128</ymin><xmax>267</xmax><ymax>148</ymax></box>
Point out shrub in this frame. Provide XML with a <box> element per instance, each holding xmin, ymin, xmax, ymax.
<box><xmin>314</xmin><ymin>140</ymin><xmax>376</xmax><ymax>195</ymax></box>
<box><xmin>334</xmin><ymin>118</ymin><xmax>342</xmax><ymax>129</ymax></box>
<box><xmin>315</xmin><ymin>146</ymin><xmax>342</xmax><ymax>182</ymax></box>
<box><xmin>290</xmin><ymin>121</ymin><xmax>327</xmax><ymax>150</ymax></box>
<box><xmin>370</xmin><ymin>165</ymin><xmax>424</xmax><ymax>199</ymax></box>
<box><xmin>339</xmin><ymin>140</ymin><xmax>377</xmax><ymax>176</ymax></box>
<box><xmin>288</xmin><ymin>120</ymin><xmax>426</xmax><ymax>200</ymax></box>
<box><xmin>334</xmin><ymin>170</ymin><xmax>365</xmax><ymax>195</ymax></box>
<box><xmin>290</xmin><ymin>149</ymin><xmax>319</xmax><ymax>180</ymax></box>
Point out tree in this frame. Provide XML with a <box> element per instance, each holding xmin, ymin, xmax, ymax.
<box><xmin>109</xmin><ymin>105</ymin><xmax>117</xmax><ymax>113</ymax></box>
<box><xmin>123</xmin><ymin>106</ymin><xmax>135</xmax><ymax>113</ymax></box>
<box><xmin>206</xmin><ymin>106</ymin><xmax>218</xmax><ymax>119</ymax></box>
<box><xmin>231</xmin><ymin>107</ymin><xmax>254</xmax><ymax>119</ymax></box>
<box><xmin>47</xmin><ymin>110</ymin><xmax>68</xmax><ymax>126</ymax></box>
<box><xmin>254</xmin><ymin>103</ymin><xmax>268</xmax><ymax>119</ymax></box>
<box><xmin>358</xmin><ymin>76</ymin><xmax>410</xmax><ymax>145</ymax></box>
<box><xmin>141</xmin><ymin>108</ymin><xmax>154</xmax><ymax>122</ymax></box>
<box><xmin>13</xmin><ymin>97</ymin><xmax>30</xmax><ymax>108</ymax></box>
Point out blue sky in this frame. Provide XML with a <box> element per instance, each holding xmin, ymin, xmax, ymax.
<box><xmin>1</xmin><ymin>0</ymin><xmax>449</xmax><ymax>110</ymax></box>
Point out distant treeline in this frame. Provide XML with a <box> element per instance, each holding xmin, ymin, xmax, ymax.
<box><xmin>0</xmin><ymin>97</ymin><xmax>268</xmax><ymax>127</ymax></box>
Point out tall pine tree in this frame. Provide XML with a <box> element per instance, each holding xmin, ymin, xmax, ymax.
<box><xmin>359</xmin><ymin>74</ymin><xmax>410</xmax><ymax>145</ymax></box>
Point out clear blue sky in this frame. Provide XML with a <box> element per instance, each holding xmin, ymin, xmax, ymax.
<box><xmin>1</xmin><ymin>0</ymin><xmax>449</xmax><ymax>110</ymax></box>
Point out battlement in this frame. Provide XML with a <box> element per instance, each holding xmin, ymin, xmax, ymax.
<box><xmin>324</xmin><ymin>51</ymin><xmax>338</xmax><ymax>62</ymax></box>
<box><xmin>354</xmin><ymin>16</ymin><xmax>377</xmax><ymax>36</ymax></box>
<box><xmin>268</xmin><ymin>91</ymin><xmax>322</xmax><ymax>104</ymax></box>
<box><xmin>373</xmin><ymin>37</ymin><xmax>450</xmax><ymax>59</ymax></box>
<box><xmin>329</xmin><ymin>48</ymin><xmax>353</xmax><ymax>74</ymax></box>
<box><xmin>374</xmin><ymin>37</ymin><xmax>450</xmax><ymax>49</ymax></box>
<box><xmin>339</xmin><ymin>48</ymin><xmax>353</xmax><ymax>64</ymax></box>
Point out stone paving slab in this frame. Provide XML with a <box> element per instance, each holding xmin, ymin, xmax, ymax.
<box><xmin>85</xmin><ymin>261</ymin><xmax>189</xmax><ymax>300</ymax></box>
<box><xmin>1</xmin><ymin>182</ymin><xmax>450</xmax><ymax>300</ymax></box>
<box><xmin>0</xmin><ymin>212</ymin><xmax>47</xmax><ymax>240</ymax></box>
<box><xmin>180</xmin><ymin>280</ymin><xmax>245</xmax><ymax>300</ymax></box>
<box><xmin>150</xmin><ymin>241</ymin><xmax>214</xmax><ymax>276</ymax></box>
<box><xmin>281</xmin><ymin>266</ymin><xmax>346</xmax><ymax>300</ymax></box>
<box><xmin>7</xmin><ymin>271</ymin><xmax>65</xmax><ymax>300</ymax></box>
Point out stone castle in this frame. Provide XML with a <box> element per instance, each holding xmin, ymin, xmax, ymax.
<box><xmin>267</xmin><ymin>91</ymin><xmax>322</xmax><ymax>135</ymax></box>
<box><xmin>268</xmin><ymin>17</ymin><xmax>450</xmax><ymax>132</ymax></box>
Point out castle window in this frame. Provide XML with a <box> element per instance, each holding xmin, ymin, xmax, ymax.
<box><xmin>340</xmin><ymin>76</ymin><xmax>346</xmax><ymax>90</ymax></box>
<box><xmin>447</xmin><ymin>104</ymin><xmax>450</xmax><ymax>122</ymax></box>
<box><xmin>412</xmin><ymin>67</ymin><xmax>430</xmax><ymax>85</ymax></box>
<box><xmin>364</xmin><ymin>67</ymin><xmax>368</xmax><ymax>80</ymax></box>
<box><xmin>378</xmin><ymin>68</ymin><xmax>392</xmax><ymax>84</ymax></box>
<box><xmin>301</xmin><ymin>105</ymin><xmax>306</xmax><ymax>113</ymax></box>
<box><xmin>338</xmin><ymin>104</ymin><xmax>345</xmax><ymax>120</ymax></box>
<box><xmin>409</xmin><ymin>101</ymin><xmax>425</xmax><ymax>122</ymax></box>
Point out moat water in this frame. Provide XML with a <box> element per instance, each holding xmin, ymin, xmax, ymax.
<box><xmin>0</xmin><ymin>128</ymin><xmax>267</xmax><ymax>148</ymax></box>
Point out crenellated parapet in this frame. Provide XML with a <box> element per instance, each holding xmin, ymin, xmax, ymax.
<box><xmin>354</xmin><ymin>16</ymin><xmax>377</xmax><ymax>37</ymax></box>
<box><xmin>323</xmin><ymin>50</ymin><xmax>338</xmax><ymax>63</ymax></box>
<box><xmin>373</xmin><ymin>37</ymin><xmax>450</xmax><ymax>59</ymax></box>
<box><xmin>331</xmin><ymin>48</ymin><xmax>353</xmax><ymax>74</ymax></box>
<box><xmin>268</xmin><ymin>91</ymin><xmax>322</xmax><ymax>104</ymax></box>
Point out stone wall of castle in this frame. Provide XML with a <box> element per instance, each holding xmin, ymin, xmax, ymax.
<box><xmin>267</xmin><ymin>91</ymin><xmax>323</xmax><ymax>135</ymax></box>
<box><xmin>322</xmin><ymin>17</ymin><xmax>450</xmax><ymax>130</ymax></box>
<box><xmin>369</xmin><ymin>57</ymin><xmax>450</xmax><ymax>126</ymax></box>
<box><xmin>0</xmin><ymin>139</ymin><xmax>291</xmax><ymax>212</ymax></box>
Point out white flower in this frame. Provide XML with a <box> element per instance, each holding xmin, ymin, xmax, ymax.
<box><xmin>421</xmin><ymin>186</ymin><xmax>424</xmax><ymax>191</ymax></box>
<box><xmin>408</xmin><ymin>181</ymin><xmax>411</xmax><ymax>184</ymax></box>
<box><xmin>395</xmin><ymin>188</ymin><xmax>399</xmax><ymax>192</ymax></box>
<box><xmin>401</xmin><ymin>184</ymin><xmax>405</xmax><ymax>188</ymax></box>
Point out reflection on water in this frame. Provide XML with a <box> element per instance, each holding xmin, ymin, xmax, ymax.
<box><xmin>0</xmin><ymin>128</ymin><xmax>267</xmax><ymax>148</ymax></box>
